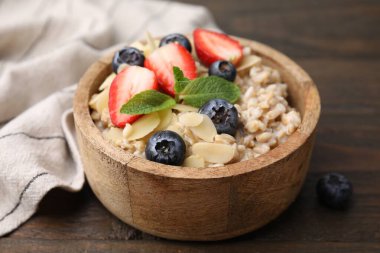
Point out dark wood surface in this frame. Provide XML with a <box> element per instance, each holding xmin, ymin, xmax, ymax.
<box><xmin>1</xmin><ymin>0</ymin><xmax>379</xmax><ymax>252</ymax></box>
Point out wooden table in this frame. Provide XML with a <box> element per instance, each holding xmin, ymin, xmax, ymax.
<box><xmin>1</xmin><ymin>0</ymin><xmax>379</xmax><ymax>252</ymax></box>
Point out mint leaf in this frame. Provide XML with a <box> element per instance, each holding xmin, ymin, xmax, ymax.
<box><xmin>178</xmin><ymin>76</ymin><xmax>240</xmax><ymax>107</ymax></box>
<box><xmin>120</xmin><ymin>90</ymin><xmax>176</xmax><ymax>115</ymax></box>
<box><xmin>173</xmin><ymin>66</ymin><xmax>190</xmax><ymax>94</ymax></box>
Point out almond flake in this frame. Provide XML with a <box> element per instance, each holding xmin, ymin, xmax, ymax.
<box><xmin>183</xmin><ymin>155</ymin><xmax>205</xmax><ymax>168</ymax></box>
<box><xmin>89</xmin><ymin>87</ymin><xmax>109</xmax><ymax>113</ymax></box>
<box><xmin>189</xmin><ymin>115</ymin><xmax>217</xmax><ymax>142</ymax></box>
<box><xmin>243</xmin><ymin>46</ymin><xmax>252</xmax><ymax>56</ymax></box>
<box><xmin>155</xmin><ymin>109</ymin><xmax>173</xmax><ymax>131</ymax></box>
<box><xmin>127</xmin><ymin>112</ymin><xmax>160</xmax><ymax>141</ymax></box>
<box><xmin>196</xmin><ymin>62</ymin><xmax>208</xmax><ymax>74</ymax></box>
<box><xmin>178</xmin><ymin>112</ymin><xmax>204</xmax><ymax>127</ymax></box>
<box><xmin>130</xmin><ymin>41</ymin><xmax>155</xmax><ymax>57</ymax></box>
<box><xmin>117</xmin><ymin>64</ymin><xmax>129</xmax><ymax>73</ymax></box>
<box><xmin>170</xmin><ymin>113</ymin><xmax>179</xmax><ymax>124</ymax></box>
<box><xmin>166</xmin><ymin>124</ymin><xmax>184</xmax><ymax>137</ymax></box>
<box><xmin>122</xmin><ymin>123</ymin><xmax>133</xmax><ymax>138</ymax></box>
<box><xmin>89</xmin><ymin>94</ymin><xmax>99</xmax><ymax>108</ymax></box>
<box><xmin>192</xmin><ymin>142</ymin><xmax>235</xmax><ymax>164</ymax></box>
<box><xmin>237</xmin><ymin>55</ymin><xmax>262</xmax><ymax>74</ymax></box>
<box><xmin>172</xmin><ymin>104</ymin><xmax>199</xmax><ymax>112</ymax></box>
<box><xmin>214</xmin><ymin>134</ymin><xmax>236</xmax><ymax>144</ymax></box>
<box><xmin>198</xmin><ymin>72</ymin><xmax>209</xmax><ymax>78</ymax></box>
<box><xmin>144</xmin><ymin>31</ymin><xmax>159</xmax><ymax>56</ymax></box>
<box><xmin>99</xmin><ymin>73</ymin><xmax>116</xmax><ymax>91</ymax></box>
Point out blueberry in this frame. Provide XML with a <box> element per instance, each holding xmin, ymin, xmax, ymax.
<box><xmin>316</xmin><ymin>173</ymin><xmax>353</xmax><ymax>209</ymax></box>
<box><xmin>112</xmin><ymin>47</ymin><xmax>145</xmax><ymax>73</ymax></box>
<box><xmin>208</xmin><ymin>60</ymin><xmax>237</xmax><ymax>82</ymax></box>
<box><xmin>145</xmin><ymin>130</ymin><xmax>186</xmax><ymax>166</ymax></box>
<box><xmin>199</xmin><ymin>99</ymin><xmax>239</xmax><ymax>136</ymax></box>
<box><xmin>159</xmin><ymin>33</ymin><xmax>192</xmax><ymax>53</ymax></box>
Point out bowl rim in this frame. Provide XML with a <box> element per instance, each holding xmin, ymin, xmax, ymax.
<box><xmin>73</xmin><ymin>36</ymin><xmax>321</xmax><ymax>180</ymax></box>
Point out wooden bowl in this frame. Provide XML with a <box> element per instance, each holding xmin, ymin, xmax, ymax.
<box><xmin>73</xmin><ymin>37</ymin><xmax>320</xmax><ymax>241</ymax></box>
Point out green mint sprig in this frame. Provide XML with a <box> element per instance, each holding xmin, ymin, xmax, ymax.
<box><xmin>173</xmin><ymin>66</ymin><xmax>190</xmax><ymax>94</ymax></box>
<box><xmin>120</xmin><ymin>90</ymin><xmax>176</xmax><ymax>115</ymax></box>
<box><xmin>120</xmin><ymin>67</ymin><xmax>240</xmax><ymax>115</ymax></box>
<box><xmin>177</xmin><ymin>75</ymin><xmax>240</xmax><ymax>107</ymax></box>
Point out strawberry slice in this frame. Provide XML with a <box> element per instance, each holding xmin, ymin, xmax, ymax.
<box><xmin>144</xmin><ymin>43</ymin><xmax>196</xmax><ymax>96</ymax></box>
<box><xmin>193</xmin><ymin>28</ymin><xmax>243</xmax><ymax>67</ymax></box>
<box><xmin>108</xmin><ymin>66</ymin><xmax>158</xmax><ymax>127</ymax></box>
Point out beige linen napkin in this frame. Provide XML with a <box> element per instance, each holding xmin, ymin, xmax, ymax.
<box><xmin>0</xmin><ymin>0</ymin><xmax>217</xmax><ymax>236</ymax></box>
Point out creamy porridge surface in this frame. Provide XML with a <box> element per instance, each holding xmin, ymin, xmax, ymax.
<box><xmin>89</xmin><ymin>35</ymin><xmax>301</xmax><ymax>168</ymax></box>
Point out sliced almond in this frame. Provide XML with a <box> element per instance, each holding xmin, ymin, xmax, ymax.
<box><xmin>164</xmin><ymin>113</ymin><xmax>184</xmax><ymax>136</ymax></box>
<box><xmin>237</xmin><ymin>55</ymin><xmax>262</xmax><ymax>74</ymax></box>
<box><xmin>96</xmin><ymin>88</ymin><xmax>110</xmax><ymax>113</ymax></box>
<box><xmin>196</xmin><ymin>62</ymin><xmax>208</xmax><ymax>74</ymax></box>
<box><xmin>103</xmin><ymin>127</ymin><xmax>123</xmax><ymax>145</ymax></box>
<box><xmin>99</xmin><ymin>73</ymin><xmax>116</xmax><ymax>91</ymax></box>
<box><xmin>183</xmin><ymin>128</ymin><xmax>198</xmax><ymax>144</ymax></box>
<box><xmin>91</xmin><ymin>110</ymin><xmax>100</xmax><ymax>121</ymax></box>
<box><xmin>189</xmin><ymin>115</ymin><xmax>217</xmax><ymax>142</ymax></box>
<box><xmin>144</xmin><ymin>31</ymin><xmax>160</xmax><ymax>56</ymax></box>
<box><xmin>178</xmin><ymin>112</ymin><xmax>204</xmax><ymax>127</ymax></box>
<box><xmin>130</xmin><ymin>41</ymin><xmax>153</xmax><ymax>57</ymax></box>
<box><xmin>170</xmin><ymin>113</ymin><xmax>179</xmax><ymax>124</ymax></box>
<box><xmin>243</xmin><ymin>46</ymin><xmax>252</xmax><ymax>56</ymax></box>
<box><xmin>198</xmin><ymin>72</ymin><xmax>208</xmax><ymax>78</ymax></box>
<box><xmin>89</xmin><ymin>94</ymin><xmax>99</xmax><ymax>108</ymax></box>
<box><xmin>89</xmin><ymin>87</ymin><xmax>110</xmax><ymax>113</ymax></box>
<box><xmin>122</xmin><ymin>123</ymin><xmax>133</xmax><ymax>138</ymax></box>
<box><xmin>127</xmin><ymin>112</ymin><xmax>160</xmax><ymax>141</ymax></box>
<box><xmin>214</xmin><ymin>134</ymin><xmax>236</xmax><ymax>144</ymax></box>
<box><xmin>117</xmin><ymin>63</ymin><xmax>129</xmax><ymax>74</ymax></box>
<box><xmin>166</xmin><ymin>124</ymin><xmax>184</xmax><ymax>137</ymax></box>
<box><xmin>172</xmin><ymin>104</ymin><xmax>199</xmax><ymax>112</ymax></box>
<box><xmin>155</xmin><ymin>109</ymin><xmax>173</xmax><ymax>131</ymax></box>
<box><xmin>143</xmin><ymin>44</ymin><xmax>158</xmax><ymax>57</ymax></box>
<box><xmin>183</xmin><ymin>155</ymin><xmax>205</xmax><ymax>168</ymax></box>
<box><xmin>192</xmin><ymin>142</ymin><xmax>235</xmax><ymax>164</ymax></box>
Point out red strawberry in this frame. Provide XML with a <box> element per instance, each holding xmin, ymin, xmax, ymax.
<box><xmin>108</xmin><ymin>66</ymin><xmax>158</xmax><ymax>127</ymax></box>
<box><xmin>144</xmin><ymin>43</ymin><xmax>196</xmax><ymax>96</ymax></box>
<box><xmin>193</xmin><ymin>28</ymin><xmax>243</xmax><ymax>67</ymax></box>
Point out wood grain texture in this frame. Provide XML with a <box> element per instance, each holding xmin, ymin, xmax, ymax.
<box><xmin>1</xmin><ymin>239</ymin><xmax>380</xmax><ymax>253</ymax></box>
<box><xmin>1</xmin><ymin>0</ymin><xmax>380</xmax><ymax>251</ymax></box>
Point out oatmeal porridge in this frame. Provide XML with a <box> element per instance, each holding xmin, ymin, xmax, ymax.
<box><xmin>89</xmin><ymin>29</ymin><xmax>301</xmax><ymax>167</ymax></box>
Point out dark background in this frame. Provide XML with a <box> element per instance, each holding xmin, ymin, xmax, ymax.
<box><xmin>1</xmin><ymin>0</ymin><xmax>379</xmax><ymax>252</ymax></box>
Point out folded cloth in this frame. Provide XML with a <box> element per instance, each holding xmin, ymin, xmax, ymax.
<box><xmin>0</xmin><ymin>0</ymin><xmax>217</xmax><ymax>236</ymax></box>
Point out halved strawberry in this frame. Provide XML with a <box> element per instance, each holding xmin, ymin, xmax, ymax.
<box><xmin>144</xmin><ymin>43</ymin><xmax>196</xmax><ymax>96</ymax></box>
<box><xmin>108</xmin><ymin>66</ymin><xmax>158</xmax><ymax>127</ymax></box>
<box><xmin>193</xmin><ymin>28</ymin><xmax>243</xmax><ymax>67</ymax></box>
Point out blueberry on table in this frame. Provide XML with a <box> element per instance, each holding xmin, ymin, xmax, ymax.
<box><xmin>112</xmin><ymin>47</ymin><xmax>145</xmax><ymax>73</ymax></box>
<box><xmin>208</xmin><ymin>60</ymin><xmax>237</xmax><ymax>82</ymax></box>
<box><xmin>145</xmin><ymin>130</ymin><xmax>186</xmax><ymax>166</ymax></box>
<box><xmin>199</xmin><ymin>99</ymin><xmax>239</xmax><ymax>136</ymax></box>
<box><xmin>316</xmin><ymin>172</ymin><xmax>353</xmax><ymax>209</ymax></box>
<box><xmin>159</xmin><ymin>33</ymin><xmax>192</xmax><ymax>53</ymax></box>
